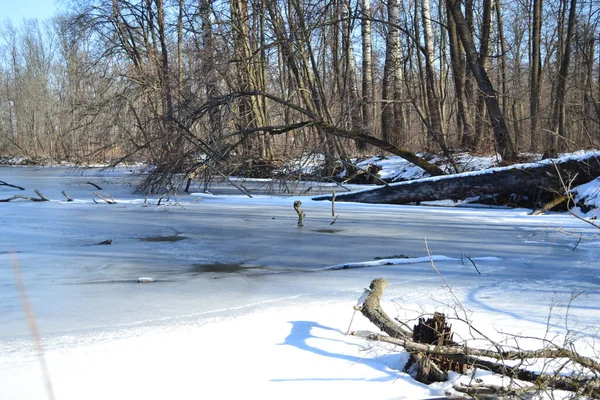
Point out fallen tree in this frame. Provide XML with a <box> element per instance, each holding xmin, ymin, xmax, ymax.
<box><xmin>0</xmin><ymin>189</ymin><xmax>49</xmax><ymax>202</ymax></box>
<box><xmin>356</xmin><ymin>278</ymin><xmax>600</xmax><ymax>398</ymax></box>
<box><xmin>313</xmin><ymin>152</ymin><xmax>600</xmax><ymax>208</ymax></box>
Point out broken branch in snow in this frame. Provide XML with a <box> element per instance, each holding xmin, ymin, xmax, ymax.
<box><xmin>87</xmin><ymin>181</ymin><xmax>103</xmax><ymax>190</ymax></box>
<box><xmin>529</xmin><ymin>195</ymin><xmax>568</xmax><ymax>215</ymax></box>
<box><xmin>61</xmin><ymin>191</ymin><xmax>73</xmax><ymax>202</ymax></box>
<box><xmin>157</xmin><ymin>192</ymin><xmax>169</xmax><ymax>206</ymax></box>
<box><xmin>294</xmin><ymin>200</ymin><xmax>305</xmax><ymax>226</ymax></box>
<box><xmin>34</xmin><ymin>190</ymin><xmax>49</xmax><ymax>201</ymax></box>
<box><xmin>461</xmin><ymin>254</ymin><xmax>481</xmax><ymax>275</ymax></box>
<box><xmin>331</xmin><ymin>191</ymin><xmax>336</xmax><ymax>216</ymax></box>
<box><xmin>93</xmin><ymin>191</ymin><xmax>116</xmax><ymax>204</ymax></box>
<box><xmin>0</xmin><ymin>180</ymin><xmax>25</xmax><ymax>190</ymax></box>
<box><xmin>357</xmin><ymin>278</ymin><xmax>600</xmax><ymax>397</ymax></box>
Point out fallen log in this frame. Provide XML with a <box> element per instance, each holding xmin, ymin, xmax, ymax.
<box><xmin>313</xmin><ymin>152</ymin><xmax>600</xmax><ymax>206</ymax></box>
<box><xmin>0</xmin><ymin>190</ymin><xmax>49</xmax><ymax>202</ymax></box>
<box><xmin>358</xmin><ymin>277</ymin><xmax>600</xmax><ymax>396</ymax></box>
<box><xmin>355</xmin><ymin>278</ymin><xmax>412</xmax><ymax>339</ymax></box>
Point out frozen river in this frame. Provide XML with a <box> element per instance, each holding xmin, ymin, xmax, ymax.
<box><xmin>1</xmin><ymin>166</ymin><xmax>598</xmax><ymax>337</ymax></box>
<box><xmin>1</xmin><ymin>166</ymin><xmax>599</xmax><ymax>399</ymax></box>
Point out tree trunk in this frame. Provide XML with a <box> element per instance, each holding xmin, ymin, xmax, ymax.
<box><xmin>530</xmin><ymin>0</ymin><xmax>543</xmax><ymax>152</ymax></box>
<box><xmin>473</xmin><ymin>0</ymin><xmax>492</xmax><ymax>150</ymax></box>
<box><xmin>550</xmin><ymin>0</ymin><xmax>577</xmax><ymax>155</ymax></box>
<box><xmin>314</xmin><ymin>153</ymin><xmax>600</xmax><ymax>205</ymax></box>
<box><xmin>360</xmin><ymin>0</ymin><xmax>374</xmax><ymax>147</ymax></box>
<box><xmin>381</xmin><ymin>0</ymin><xmax>401</xmax><ymax>145</ymax></box>
<box><xmin>445</xmin><ymin>0</ymin><xmax>516</xmax><ymax>161</ymax></box>
<box><xmin>446</xmin><ymin>3</ymin><xmax>473</xmax><ymax>149</ymax></box>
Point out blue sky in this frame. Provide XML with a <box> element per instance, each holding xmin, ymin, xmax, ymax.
<box><xmin>1</xmin><ymin>0</ymin><xmax>61</xmax><ymax>23</ymax></box>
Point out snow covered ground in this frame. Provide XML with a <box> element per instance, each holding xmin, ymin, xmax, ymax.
<box><xmin>0</xmin><ymin>162</ymin><xmax>599</xmax><ymax>399</ymax></box>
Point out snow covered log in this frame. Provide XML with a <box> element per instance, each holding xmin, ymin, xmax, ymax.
<box><xmin>314</xmin><ymin>152</ymin><xmax>600</xmax><ymax>206</ymax></box>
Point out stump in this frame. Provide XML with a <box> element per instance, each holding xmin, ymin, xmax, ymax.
<box><xmin>405</xmin><ymin>312</ymin><xmax>468</xmax><ymax>383</ymax></box>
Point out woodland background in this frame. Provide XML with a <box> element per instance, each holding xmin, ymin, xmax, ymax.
<box><xmin>0</xmin><ymin>0</ymin><xmax>598</xmax><ymax>181</ymax></box>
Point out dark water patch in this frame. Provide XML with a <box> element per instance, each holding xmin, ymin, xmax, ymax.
<box><xmin>312</xmin><ymin>229</ymin><xmax>344</xmax><ymax>234</ymax></box>
<box><xmin>190</xmin><ymin>263</ymin><xmax>267</xmax><ymax>274</ymax></box>
<box><xmin>139</xmin><ymin>235</ymin><xmax>186</xmax><ymax>243</ymax></box>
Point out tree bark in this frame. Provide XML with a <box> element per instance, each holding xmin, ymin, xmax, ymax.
<box><xmin>472</xmin><ymin>0</ymin><xmax>492</xmax><ymax>150</ymax></box>
<box><xmin>550</xmin><ymin>0</ymin><xmax>578</xmax><ymax>155</ymax></box>
<box><xmin>445</xmin><ymin>0</ymin><xmax>516</xmax><ymax>161</ymax></box>
<box><xmin>313</xmin><ymin>153</ymin><xmax>600</xmax><ymax>205</ymax></box>
<box><xmin>446</xmin><ymin>5</ymin><xmax>473</xmax><ymax>148</ymax></box>
<box><xmin>381</xmin><ymin>0</ymin><xmax>401</xmax><ymax>145</ymax></box>
<box><xmin>530</xmin><ymin>0</ymin><xmax>543</xmax><ymax>152</ymax></box>
<box><xmin>360</xmin><ymin>0</ymin><xmax>373</xmax><ymax>148</ymax></box>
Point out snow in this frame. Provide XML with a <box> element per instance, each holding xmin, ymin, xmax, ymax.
<box><xmin>341</xmin><ymin>150</ymin><xmax>600</xmax><ymax>200</ymax></box>
<box><xmin>1</xmin><ymin>162</ymin><xmax>599</xmax><ymax>400</ymax></box>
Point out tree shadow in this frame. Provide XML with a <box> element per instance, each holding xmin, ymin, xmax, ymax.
<box><xmin>272</xmin><ymin>320</ymin><xmax>418</xmax><ymax>385</ymax></box>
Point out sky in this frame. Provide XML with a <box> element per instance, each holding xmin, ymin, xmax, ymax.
<box><xmin>1</xmin><ymin>0</ymin><xmax>61</xmax><ymax>24</ymax></box>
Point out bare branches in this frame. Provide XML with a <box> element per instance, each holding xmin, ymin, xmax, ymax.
<box><xmin>0</xmin><ymin>180</ymin><xmax>25</xmax><ymax>190</ymax></box>
<box><xmin>93</xmin><ymin>191</ymin><xmax>116</xmax><ymax>204</ymax></box>
<box><xmin>358</xmin><ymin>277</ymin><xmax>600</xmax><ymax>396</ymax></box>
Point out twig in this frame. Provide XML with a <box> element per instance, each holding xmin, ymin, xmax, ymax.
<box><xmin>572</xmin><ymin>235</ymin><xmax>582</xmax><ymax>251</ymax></box>
<box><xmin>332</xmin><ymin>190</ymin><xmax>336</xmax><ymax>216</ymax></box>
<box><xmin>214</xmin><ymin>169</ymin><xmax>253</xmax><ymax>198</ymax></box>
<box><xmin>461</xmin><ymin>253</ymin><xmax>481</xmax><ymax>274</ymax></box>
<box><xmin>86</xmin><ymin>181</ymin><xmax>103</xmax><ymax>190</ymax></box>
<box><xmin>425</xmin><ymin>238</ymin><xmax>462</xmax><ymax>308</ymax></box>
<box><xmin>568</xmin><ymin>209</ymin><xmax>600</xmax><ymax>230</ymax></box>
<box><xmin>330</xmin><ymin>215</ymin><xmax>339</xmax><ymax>225</ymax></box>
<box><xmin>157</xmin><ymin>192</ymin><xmax>169</xmax><ymax>206</ymax></box>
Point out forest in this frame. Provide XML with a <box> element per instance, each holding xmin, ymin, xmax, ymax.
<box><xmin>0</xmin><ymin>0</ymin><xmax>599</xmax><ymax>189</ymax></box>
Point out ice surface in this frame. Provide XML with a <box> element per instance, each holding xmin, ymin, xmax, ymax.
<box><xmin>1</xmin><ymin>166</ymin><xmax>599</xmax><ymax>399</ymax></box>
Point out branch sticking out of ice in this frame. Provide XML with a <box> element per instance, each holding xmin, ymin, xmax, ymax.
<box><xmin>323</xmin><ymin>255</ymin><xmax>502</xmax><ymax>270</ymax></box>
